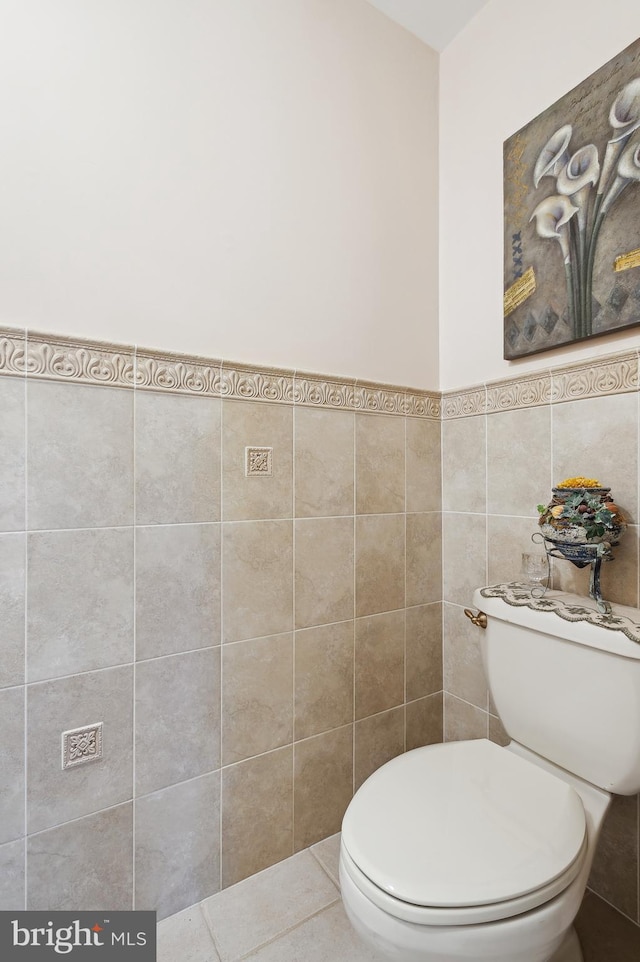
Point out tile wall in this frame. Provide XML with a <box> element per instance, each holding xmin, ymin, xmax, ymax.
<box><xmin>441</xmin><ymin>351</ymin><xmax>640</xmax><ymax>929</ymax></box>
<box><xmin>0</xmin><ymin>327</ymin><xmax>443</xmax><ymax>920</ymax></box>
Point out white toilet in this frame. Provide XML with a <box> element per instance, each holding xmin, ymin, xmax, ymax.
<box><xmin>340</xmin><ymin>584</ymin><xmax>640</xmax><ymax>962</ymax></box>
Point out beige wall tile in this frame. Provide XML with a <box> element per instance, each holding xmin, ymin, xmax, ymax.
<box><xmin>489</xmin><ymin>714</ymin><xmax>510</xmax><ymax>747</ymax></box>
<box><xmin>355</xmin><ymin>610</ymin><xmax>404</xmax><ymax>720</ymax></box>
<box><xmin>223</xmin><ymin>521</ymin><xmax>293</xmax><ymax>643</ymax></box>
<box><xmin>136</xmin><ymin>523</ymin><xmax>221</xmax><ymax>660</ymax></box>
<box><xmin>27</xmin><ymin>528</ymin><xmax>134</xmax><ymax>682</ymax></box>
<box><xmin>444</xmin><ymin>693</ymin><xmax>487</xmax><ymax>742</ymax></box>
<box><xmin>406</xmin><ymin>512</ymin><xmax>442</xmax><ymax>606</ymax></box>
<box><xmin>487</xmin><ymin>406</ymin><xmax>551</xmax><ymax>517</ymax></box>
<box><xmin>0</xmin><ymin>378</ymin><xmax>25</xmax><ymax>531</ymax></box>
<box><xmin>552</xmin><ymin>393</ymin><xmax>639</xmax><ymax>525</ymax></box>
<box><xmin>222</xmin><ymin>634</ymin><xmax>293</xmax><ymax>765</ymax></box>
<box><xmin>488</xmin><ymin>514</ymin><xmax>545</xmax><ymax>586</ymax></box>
<box><xmin>575</xmin><ymin>891</ymin><xmax>640</xmax><ymax>959</ymax></box>
<box><xmin>295</xmin><ymin>622</ymin><xmax>354</xmax><ymax>741</ymax></box>
<box><xmin>589</xmin><ymin>793</ymin><xmax>639</xmax><ymax>923</ymax></box>
<box><xmin>27</xmin><ymin>665</ymin><xmax>133</xmax><ymax>834</ymax></box>
<box><xmin>135</xmin><ymin>648</ymin><xmax>220</xmax><ymax>796</ymax></box>
<box><xmin>136</xmin><ymin>391</ymin><xmax>221</xmax><ymax>525</ymax></box>
<box><xmin>551</xmin><ymin>523</ymin><xmax>639</xmax><ymax>609</ymax></box>
<box><xmin>0</xmin><ymin>687</ymin><xmax>24</xmax><ymax>844</ymax></box>
<box><xmin>354</xmin><ymin>707</ymin><xmax>404</xmax><ymax>790</ymax></box>
<box><xmin>355</xmin><ymin>514</ymin><xmax>405</xmax><ymax>617</ymax></box>
<box><xmin>443</xmin><ymin>603</ymin><xmax>488</xmax><ymax>710</ymax></box>
<box><xmin>222</xmin><ymin>747</ymin><xmax>293</xmax><ymax>887</ymax></box>
<box><xmin>27</xmin><ymin>381</ymin><xmax>133</xmax><ymax>529</ymax></box>
<box><xmin>222</xmin><ymin>400</ymin><xmax>293</xmax><ymax>521</ymax></box>
<box><xmin>294</xmin><ymin>726</ymin><xmax>353</xmax><ymax>851</ymax></box>
<box><xmin>356</xmin><ymin>414</ymin><xmax>405</xmax><ymax>514</ymax></box>
<box><xmin>442</xmin><ymin>512</ymin><xmax>486</xmax><ymax>606</ymax></box>
<box><xmin>0</xmin><ymin>839</ymin><xmax>24</xmax><ymax>911</ymax></box>
<box><xmin>0</xmin><ymin>533</ymin><xmax>25</xmax><ymax>689</ymax></box>
<box><xmin>295</xmin><ymin>517</ymin><xmax>354</xmax><ymax>629</ymax></box>
<box><xmin>295</xmin><ymin>408</ymin><xmax>354</xmax><ymax>518</ymax></box>
<box><xmin>135</xmin><ymin>772</ymin><xmax>221</xmax><ymax>920</ymax></box>
<box><xmin>442</xmin><ymin>415</ymin><xmax>486</xmax><ymax>513</ymax></box>
<box><xmin>406</xmin><ymin>603</ymin><xmax>442</xmax><ymax>702</ymax></box>
<box><xmin>406</xmin><ymin>417</ymin><xmax>441</xmax><ymax>513</ymax></box>
<box><xmin>406</xmin><ymin>693</ymin><xmax>443</xmax><ymax>752</ymax></box>
<box><xmin>27</xmin><ymin>803</ymin><xmax>133</xmax><ymax>910</ymax></box>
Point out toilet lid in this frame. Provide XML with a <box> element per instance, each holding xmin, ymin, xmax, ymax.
<box><xmin>342</xmin><ymin>739</ymin><xmax>587</xmax><ymax>908</ymax></box>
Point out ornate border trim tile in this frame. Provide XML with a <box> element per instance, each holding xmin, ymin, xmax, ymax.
<box><xmin>4</xmin><ymin>324</ymin><xmax>640</xmax><ymax>418</ymax></box>
<box><xmin>293</xmin><ymin>371</ymin><xmax>356</xmax><ymax>411</ymax></box>
<box><xmin>136</xmin><ymin>347</ymin><xmax>221</xmax><ymax>397</ymax></box>
<box><xmin>406</xmin><ymin>391</ymin><xmax>441</xmax><ymax>420</ymax></box>
<box><xmin>0</xmin><ymin>328</ymin><xmax>26</xmax><ymax>377</ymax></box>
<box><xmin>26</xmin><ymin>331</ymin><xmax>135</xmax><ymax>389</ymax></box>
<box><xmin>551</xmin><ymin>350</ymin><xmax>639</xmax><ymax>403</ymax></box>
<box><xmin>354</xmin><ymin>379</ymin><xmax>407</xmax><ymax>416</ymax></box>
<box><xmin>486</xmin><ymin>372</ymin><xmax>552</xmax><ymax>413</ymax></box>
<box><xmin>221</xmin><ymin>361</ymin><xmax>295</xmax><ymax>405</ymax></box>
<box><xmin>442</xmin><ymin>386</ymin><xmax>486</xmax><ymax>419</ymax></box>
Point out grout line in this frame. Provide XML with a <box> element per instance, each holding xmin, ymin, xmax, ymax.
<box><xmin>291</xmin><ymin>403</ymin><xmax>297</xmax><ymax>857</ymax></box>
<box><xmin>23</xmin><ymin>334</ymin><xmax>28</xmax><ymax>910</ymax></box>
<box><xmin>131</xmin><ymin>347</ymin><xmax>137</xmax><ymax>911</ymax></box>
<box><xmin>219</xmin><ymin>396</ymin><xmax>224</xmax><ymax>895</ymax></box>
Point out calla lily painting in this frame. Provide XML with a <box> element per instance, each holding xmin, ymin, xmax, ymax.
<box><xmin>504</xmin><ymin>37</ymin><xmax>640</xmax><ymax>358</ymax></box>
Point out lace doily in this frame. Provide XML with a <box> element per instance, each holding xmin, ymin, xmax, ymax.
<box><xmin>479</xmin><ymin>582</ymin><xmax>640</xmax><ymax>645</ymax></box>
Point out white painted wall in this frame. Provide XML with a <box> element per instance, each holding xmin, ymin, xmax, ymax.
<box><xmin>440</xmin><ymin>0</ymin><xmax>640</xmax><ymax>389</ymax></box>
<box><xmin>0</xmin><ymin>0</ymin><xmax>439</xmax><ymax>388</ymax></box>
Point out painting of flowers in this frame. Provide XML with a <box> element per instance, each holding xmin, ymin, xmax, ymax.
<box><xmin>503</xmin><ymin>37</ymin><xmax>640</xmax><ymax>359</ymax></box>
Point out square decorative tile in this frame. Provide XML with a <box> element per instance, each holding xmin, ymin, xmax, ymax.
<box><xmin>245</xmin><ymin>446</ymin><xmax>273</xmax><ymax>476</ymax></box>
<box><xmin>61</xmin><ymin>722</ymin><xmax>103</xmax><ymax>770</ymax></box>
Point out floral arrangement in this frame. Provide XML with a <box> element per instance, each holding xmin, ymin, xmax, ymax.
<box><xmin>537</xmin><ymin>478</ymin><xmax>626</xmax><ymax>546</ymax></box>
<box><xmin>530</xmin><ymin>78</ymin><xmax>640</xmax><ymax>341</ymax></box>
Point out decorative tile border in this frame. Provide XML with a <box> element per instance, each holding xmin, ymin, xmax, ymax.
<box><xmin>221</xmin><ymin>361</ymin><xmax>295</xmax><ymax>405</ymax></box>
<box><xmin>293</xmin><ymin>371</ymin><xmax>356</xmax><ymax>410</ymax></box>
<box><xmin>406</xmin><ymin>390</ymin><xmax>441</xmax><ymax>420</ymax></box>
<box><xmin>136</xmin><ymin>346</ymin><xmax>221</xmax><ymax>397</ymax></box>
<box><xmin>486</xmin><ymin>372</ymin><xmax>552</xmax><ymax>413</ymax></box>
<box><xmin>550</xmin><ymin>350</ymin><xmax>639</xmax><ymax>403</ymax></box>
<box><xmin>0</xmin><ymin>328</ymin><xmax>26</xmax><ymax>377</ymax></box>
<box><xmin>2</xmin><ymin>325</ymin><xmax>640</xmax><ymax>418</ymax></box>
<box><xmin>27</xmin><ymin>331</ymin><xmax>135</xmax><ymax>389</ymax></box>
<box><xmin>354</xmin><ymin>379</ymin><xmax>407</xmax><ymax>416</ymax></box>
<box><xmin>442</xmin><ymin>386</ymin><xmax>486</xmax><ymax>419</ymax></box>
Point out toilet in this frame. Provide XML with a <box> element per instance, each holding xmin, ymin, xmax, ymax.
<box><xmin>340</xmin><ymin>583</ymin><xmax>640</xmax><ymax>962</ymax></box>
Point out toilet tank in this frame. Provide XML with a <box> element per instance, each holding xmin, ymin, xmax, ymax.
<box><xmin>472</xmin><ymin>584</ymin><xmax>640</xmax><ymax>795</ymax></box>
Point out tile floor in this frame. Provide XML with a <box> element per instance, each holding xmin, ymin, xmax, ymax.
<box><xmin>157</xmin><ymin>834</ymin><xmax>640</xmax><ymax>962</ymax></box>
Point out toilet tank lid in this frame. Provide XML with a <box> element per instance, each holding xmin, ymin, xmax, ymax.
<box><xmin>473</xmin><ymin>583</ymin><xmax>640</xmax><ymax>660</ymax></box>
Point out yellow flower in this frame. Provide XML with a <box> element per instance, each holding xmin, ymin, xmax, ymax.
<box><xmin>556</xmin><ymin>477</ymin><xmax>601</xmax><ymax>488</ymax></box>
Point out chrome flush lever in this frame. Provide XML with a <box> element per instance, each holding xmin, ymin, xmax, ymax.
<box><xmin>463</xmin><ymin>608</ymin><xmax>487</xmax><ymax>629</ymax></box>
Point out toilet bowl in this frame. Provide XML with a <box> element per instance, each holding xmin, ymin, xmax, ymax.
<box><xmin>340</xmin><ymin>738</ymin><xmax>609</xmax><ymax>962</ymax></box>
<box><xmin>340</xmin><ymin>584</ymin><xmax>640</xmax><ymax>962</ymax></box>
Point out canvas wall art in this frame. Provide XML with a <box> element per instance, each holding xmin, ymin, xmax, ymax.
<box><xmin>504</xmin><ymin>37</ymin><xmax>640</xmax><ymax>359</ymax></box>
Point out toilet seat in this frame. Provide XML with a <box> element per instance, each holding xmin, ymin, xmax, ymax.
<box><xmin>341</xmin><ymin>739</ymin><xmax>588</xmax><ymax>926</ymax></box>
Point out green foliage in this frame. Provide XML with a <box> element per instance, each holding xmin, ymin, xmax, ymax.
<box><xmin>559</xmin><ymin>489</ymin><xmax>616</xmax><ymax>540</ymax></box>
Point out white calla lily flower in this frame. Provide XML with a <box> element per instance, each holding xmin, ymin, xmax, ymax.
<box><xmin>530</xmin><ymin>195</ymin><xmax>579</xmax><ymax>262</ymax></box>
<box><xmin>533</xmin><ymin>125</ymin><xmax>572</xmax><ymax>188</ymax></box>
<box><xmin>601</xmin><ymin>138</ymin><xmax>640</xmax><ymax>214</ymax></box>
<box><xmin>598</xmin><ymin>78</ymin><xmax>640</xmax><ymax>194</ymax></box>
<box><xmin>609</xmin><ymin>78</ymin><xmax>640</xmax><ymax>141</ymax></box>
<box><xmin>556</xmin><ymin>145</ymin><xmax>600</xmax><ymax>232</ymax></box>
